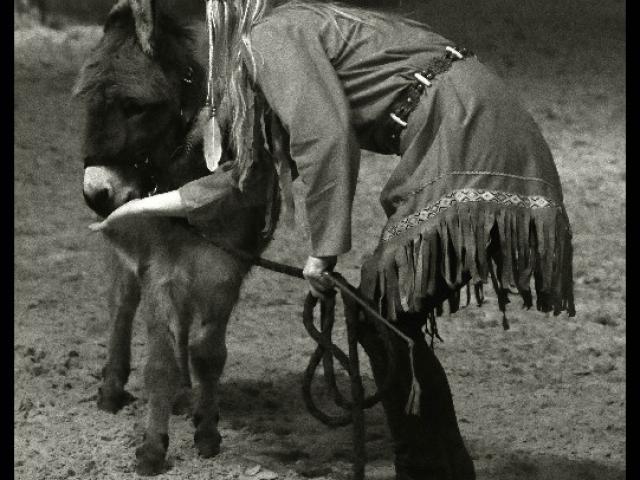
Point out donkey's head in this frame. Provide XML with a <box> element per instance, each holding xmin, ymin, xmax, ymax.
<box><xmin>75</xmin><ymin>0</ymin><xmax>209</xmax><ymax>217</ymax></box>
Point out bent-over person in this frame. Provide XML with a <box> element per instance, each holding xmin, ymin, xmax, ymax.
<box><xmin>92</xmin><ymin>2</ymin><xmax>575</xmax><ymax>479</ymax></box>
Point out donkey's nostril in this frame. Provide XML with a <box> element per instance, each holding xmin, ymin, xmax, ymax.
<box><xmin>83</xmin><ymin>186</ymin><xmax>113</xmax><ymax>218</ymax></box>
<box><xmin>92</xmin><ymin>187</ymin><xmax>109</xmax><ymax>205</ymax></box>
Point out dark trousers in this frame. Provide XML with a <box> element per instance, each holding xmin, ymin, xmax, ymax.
<box><xmin>358</xmin><ymin>313</ymin><xmax>476</xmax><ymax>480</ymax></box>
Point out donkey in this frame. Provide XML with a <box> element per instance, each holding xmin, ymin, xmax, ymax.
<box><xmin>75</xmin><ymin>1</ymin><xmax>278</xmax><ymax>475</ymax></box>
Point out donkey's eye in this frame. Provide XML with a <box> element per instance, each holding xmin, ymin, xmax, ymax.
<box><xmin>121</xmin><ymin>99</ymin><xmax>148</xmax><ymax>118</ymax></box>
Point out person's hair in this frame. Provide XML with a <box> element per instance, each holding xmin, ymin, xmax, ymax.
<box><xmin>212</xmin><ymin>0</ymin><xmax>409</xmax><ymax>188</ymax></box>
<box><xmin>210</xmin><ymin>0</ymin><xmax>265</xmax><ymax>188</ymax></box>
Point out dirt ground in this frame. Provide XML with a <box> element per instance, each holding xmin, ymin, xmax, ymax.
<box><xmin>14</xmin><ymin>1</ymin><xmax>625</xmax><ymax>479</ymax></box>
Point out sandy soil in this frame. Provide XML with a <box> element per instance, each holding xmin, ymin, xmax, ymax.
<box><xmin>14</xmin><ymin>1</ymin><xmax>625</xmax><ymax>479</ymax></box>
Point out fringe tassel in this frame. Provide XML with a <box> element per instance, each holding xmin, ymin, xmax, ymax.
<box><xmin>425</xmin><ymin>311</ymin><xmax>443</xmax><ymax>347</ymax></box>
<box><xmin>488</xmin><ymin>258</ymin><xmax>510</xmax><ymax>330</ymax></box>
<box><xmin>371</xmin><ymin>203</ymin><xmax>575</xmax><ymax>322</ymax></box>
<box><xmin>474</xmin><ymin>283</ymin><xmax>484</xmax><ymax>306</ymax></box>
<box><xmin>404</xmin><ymin>343</ymin><xmax>422</xmax><ymax>416</ymax></box>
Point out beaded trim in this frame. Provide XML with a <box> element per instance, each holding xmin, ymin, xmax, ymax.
<box><xmin>381</xmin><ymin>188</ymin><xmax>557</xmax><ymax>241</ymax></box>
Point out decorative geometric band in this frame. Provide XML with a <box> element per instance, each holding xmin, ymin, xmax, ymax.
<box><xmin>382</xmin><ymin>188</ymin><xmax>557</xmax><ymax>241</ymax></box>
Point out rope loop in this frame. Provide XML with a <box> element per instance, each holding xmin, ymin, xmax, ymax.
<box><xmin>300</xmin><ymin>276</ymin><xmax>408</xmax><ymax>426</ymax></box>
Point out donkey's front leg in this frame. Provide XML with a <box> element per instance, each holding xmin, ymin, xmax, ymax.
<box><xmin>190</xmin><ymin>315</ymin><xmax>229</xmax><ymax>458</ymax></box>
<box><xmin>98</xmin><ymin>251</ymin><xmax>139</xmax><ymax>413</ymax></box>
<box><xmin>135</xmin><ymin>281</ymin><xmax>181</xmax><ymax>476</ymax></box>
<box><xmin>171</xmin><ymin>320</ymin><xmax>193</xmax><ymax>416</ymax></box>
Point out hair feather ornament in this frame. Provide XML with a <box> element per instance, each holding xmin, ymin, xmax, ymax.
<box><xmin>202</xmin><ymin>0</ymin><xmax>223</xmax><ymax>172</ymax></box>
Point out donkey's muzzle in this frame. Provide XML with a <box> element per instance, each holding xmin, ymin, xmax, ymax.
<box><xmin>83</xmin><ymin>165</ymin><xmax>141</xmax><ymax>218</ymax></box>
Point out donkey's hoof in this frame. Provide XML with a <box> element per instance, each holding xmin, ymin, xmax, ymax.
<box><xmin>135</xmin><ymin>439</ymin><xmax>167</xmax><ymax>476</ymax></box>
<box><xmin>194</xmin><ymin>427</ymin><xmax>222</xmax><ymax>458</ymax></box>
<box><xmin>97</xmin><ymin>385</ymin><xmax>135</xmax><ymax>413</ymax></box>
<box><xmin>135</xmin><ymin>434</ymin><xmax>168</xmax><ymax>476</ymax></box>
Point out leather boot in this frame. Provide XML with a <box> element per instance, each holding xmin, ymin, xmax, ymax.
<box><xmin>358</xmin><ymin>313</ymin><xmax>475</xmax><ymax>480</ymax></box>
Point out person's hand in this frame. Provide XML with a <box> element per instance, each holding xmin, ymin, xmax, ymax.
<box><xmin>303</xmin><ymin>255</ymin><xmax>337</xmax><ymax>299</ymax></box>
<box><xmin>88</xmin><ymin>199</ymin><xmax>145</xmax><ymax>232</ymax></box>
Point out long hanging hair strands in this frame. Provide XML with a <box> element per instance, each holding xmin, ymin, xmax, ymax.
<box><xmin>209</xmin><ymin>0</ymin><xmax>268</xmax><ymax>189</ymax></box>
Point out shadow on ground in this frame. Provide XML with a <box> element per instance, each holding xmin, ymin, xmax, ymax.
<box><xmin>192</xmin><ymin>376</ymin><xmax>626</xmax><ymax>480</ymax></box>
